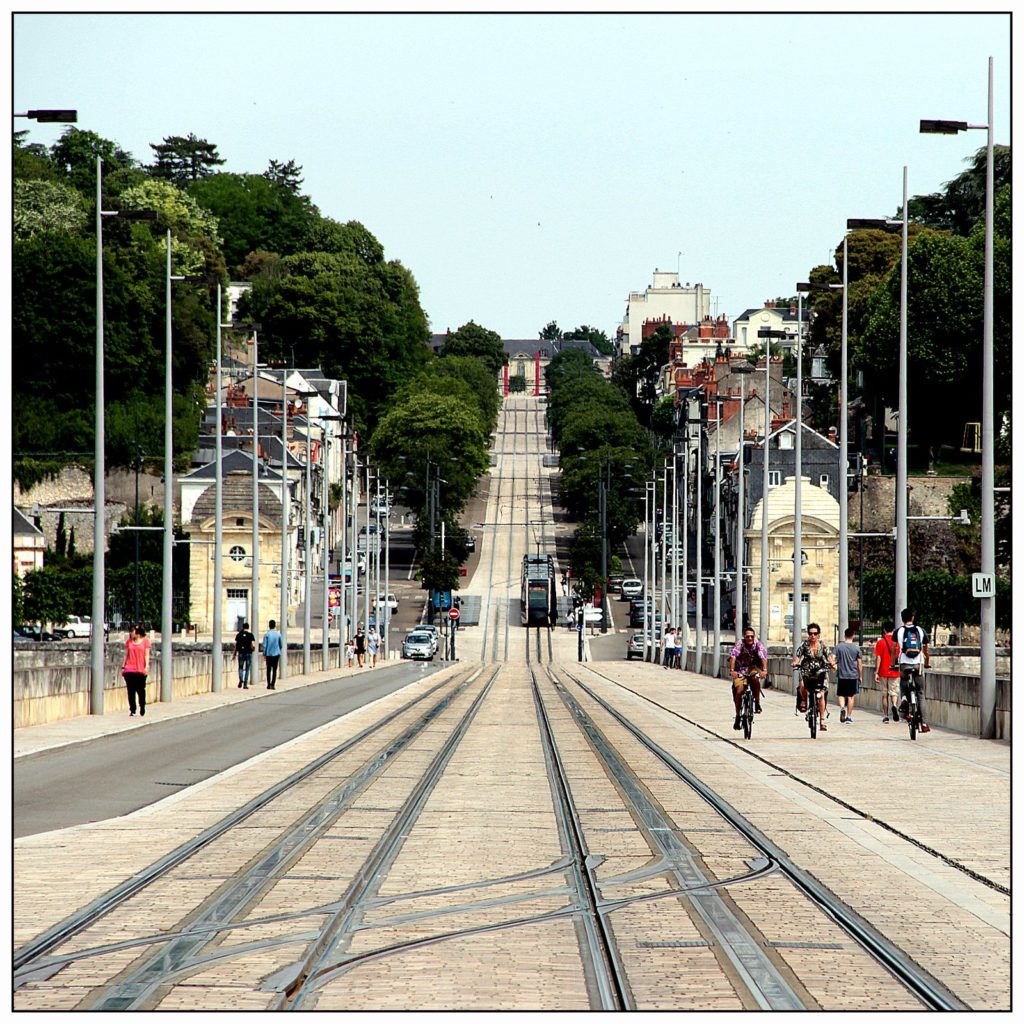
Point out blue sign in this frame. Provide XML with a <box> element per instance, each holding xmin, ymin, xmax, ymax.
<box><xmin>433</xmin><ymin>589</ymin><xmax>453</xmax><ymax>610</ymax></box>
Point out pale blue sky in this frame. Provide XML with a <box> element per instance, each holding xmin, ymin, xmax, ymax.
<box><xmin>12</xmin><ymin>9</ymin><xmax>1012</xmax><ymax>340</ymax></box>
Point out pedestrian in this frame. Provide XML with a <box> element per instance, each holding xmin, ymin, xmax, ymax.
<box><xmin>234</xmin><ymin>621</ymin><xmax>256</xmax><ymax>689</ymax></box>
<box><xmin>122</xmin><ymin>623</ymin><xmax>151</xmax><ymax>718</ymax></box>
<box><xmin>662</xmin><ymin>625</ymin><xmax>675</xmax><ymax>668</ymax></box>
<box><xmin>873</xmin><ymin>624</ymin><xmax>902</xmax><ymax>723</ymax></box>
<box><xmin>344</xmin><ymin>637</ymin><xmax>356</xmax><ymax>668</ymax></box>
<box><xmin>354</xmin><ymin>627</ymin><xmax>366</xmax><ymax>667</ymax></box>
<box><xmin>367</xmin><ymin>625</ymin><xmax>380</xmax><ymax>667</ymax></box>
<box><xmin>673</xmin><ymin>627</ymin><xmax>683</xmax><ymax>670</ymax></box>
<box><xmin>834</xmin><ymin>627</ymin><xmax>863</xmax><ymax>723</ymax></box>
<box><xmin>262</xmin><ymin>618</ymin><xmax>283</xmax><ymax>689</ymax></box>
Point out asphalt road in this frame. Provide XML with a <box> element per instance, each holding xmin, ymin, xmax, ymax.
<box><xmin>14</xmin><ymin>663</ymin><xmax>442</xmax><ymax>838</ymax></box>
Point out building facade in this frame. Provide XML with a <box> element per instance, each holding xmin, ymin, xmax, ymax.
<box><xmin>619</xmin><ymin>271</ymin><xmax>714</xmax><ymax>355</ymax></box>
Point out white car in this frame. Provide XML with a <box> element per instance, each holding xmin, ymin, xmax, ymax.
<box><xmin>376</xmin><ymin>593</ymin><xmax>399</xmax><ymax>614</ymax></box>
<box><xmin>55</xmin><ymin>615</ymin><xmax>106</xmax><ymax>640</ymax></box>
<box><xmin>401</xmin><ymin>631</ymin><xmax>434</xmax><ymax>661</ymax></box>
<box><xmin>416</xmin><ymin>624</ymin><xmax>440</xmax><ymax>653</ymax></box>
<box><xmin>620</xmin><ymin>578</ymin><xmax>643</xmax><ymax>599</ymax></box>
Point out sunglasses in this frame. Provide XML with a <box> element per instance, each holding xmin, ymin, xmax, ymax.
<box><xmin>743</xmin><ymin>635</ymin><xmax>755</xmax><ymax>641</ymax></box>
<box><xmin>808</xmin><ymin>630</ymin><xmax>820</xmax><ymax>636</ymax></box>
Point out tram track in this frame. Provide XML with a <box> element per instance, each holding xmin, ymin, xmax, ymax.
<box><xmin>549</xmin><ymin>664</ymin><xmax>967</xmax><ymax>1011</ymax></box>
<box><xmin>13</xmin><ymin>667</ymin><xmax>483</xmax><ymax>999</ymax></box>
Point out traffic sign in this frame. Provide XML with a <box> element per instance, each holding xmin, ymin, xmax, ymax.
<box><xmin>972</xmin><ymin>572</ymin><xmax>995</xmax><ymax>598</ymax></box>
<box><xmin>448</xmin><ymin>607</ymin><xmax>460</xmax><ymax>621</ymax></box>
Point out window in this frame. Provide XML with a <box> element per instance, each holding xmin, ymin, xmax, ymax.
<box><xmin>235</xmin><ymin>518</ymin><xmax>244</xmax><ymax>527</ymax></box>
<box><xmin>226</xmin><ymin>588</ymin><xmax>247</xmax><ymax>599</ymax></box>
<box><xmin>819</xmin><ymin>475</ymin><xmax>830</xmax><ymax>489</ymax></box>
<box><xmin>229</xmin><ymin>545</ymin><xmax>246</xmax><ymax>562</ymax></box>
<box><xmin>768</xmin><ymin>470</ymin><xmax>781</xmax><ymax>488</ymax></box>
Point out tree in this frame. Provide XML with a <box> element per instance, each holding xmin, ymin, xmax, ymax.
<box><xmin>14</xmin><ymin>179</ymin><xmax>87</xmax><ymax>239</ymax></box>
<box><xmin>22</xmin><ymin>566</ymin><xmax>72</xmax><ymax>627</ymax></box>
<box><xmin>909</xmin><ymin>144</ymin><xmax>1011</xmax><ymax>236</ymax></box>
<box><xmin>188</xmin><ymin>171</ymin><xmax>318</xmax><ymax>271</ymax></box>
<box><xmin>264</xmin><ymin>158</ymin><xmax>304</xmax><ymax>193</ymax></box>
<box><xmin>49</xmin><ymin>127</ymin><xmax>136</xmax><ymax>192</ymax></box>
<box><xmin>432</xmin><ymin>356</ymin><xmax>500</xmax><ymax>432</ymax></box>
<box><xmin>439</xmin><ymin>321</ymin><xmax>506</xmax><ymax>377</ymax></box>
<box><xmin>508</xmin><ymin>375</ymin><xmax>527</xmax><ymax>393</ymax></box>
<box><xmin>13</xmin><ymin>573</ymin><xmax>25</xmax><ymax>627</ymax></box>
<box><xmin>55</xmin><ymin>512</ymin><xmax>68</xmax><ymax>560</ymax></box>
<box><xmin>539</xmin><ymin>320</ymin><xmax>562</xmax><ymax>341</ymax></box>
<box><xmin>563</xmin><ymin>324</ymin><xmax>614</xmax><ymax>356</ymax></box>
<box><xmin>149</xmin><ymin>133</ymin><xmax>225</xmax><ymax>182</ymax></box>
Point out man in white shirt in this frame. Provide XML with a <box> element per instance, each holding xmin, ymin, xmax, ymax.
<box><xmin>662</xmin><ymin>625</ymin><xmax>676</xmax><ymax>669</ymax></box>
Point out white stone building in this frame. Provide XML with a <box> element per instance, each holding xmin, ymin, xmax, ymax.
<box><xmin>619</xmin><ymin>270</ymin><xmax>714</xmax><ymax>355</ymax></box>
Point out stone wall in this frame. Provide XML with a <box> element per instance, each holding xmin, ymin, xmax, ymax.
<box><xmin>13</xmin><ymin>642</ymin><xmax>344</xmax><ymax>728</ymax></box>
<box><xmin>854</xmin><ymin>474</ymin><xmax>970</xmax><ymax>531</ymax></box>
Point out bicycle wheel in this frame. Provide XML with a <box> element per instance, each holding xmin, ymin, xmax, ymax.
<box><xmin>808</xmin><ymin>702</ymin><xmax>818</xmax><ymax>739</ymax></box>
<box><xmin>742</xmin><ymin>688</ymin><xmax>753</xmax><ymax>739</ymax></box>
<box><xmin>909</xmin><ymin>692</ymin><xmax>918</xmax><ymax>741</ymax></box>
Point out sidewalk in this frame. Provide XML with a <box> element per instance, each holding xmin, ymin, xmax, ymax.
<box><xmin>13</xmin><ymin>657</ymin><xmax>398</xmax><ymax>761</ymax></box>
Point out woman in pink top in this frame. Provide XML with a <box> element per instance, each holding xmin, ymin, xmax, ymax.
<box><xmin>122</xmin><ymin>624</ymin><xmax>151</xmax><ymax>717</ymax></box>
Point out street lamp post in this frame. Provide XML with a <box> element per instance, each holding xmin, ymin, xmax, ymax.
<box><xmin>303</xmin><ymin>421</ymin><xmax>312</xmax><ymax>675</ymax></box>
<box><xmin>920</xmin><ymin>57</ymin><xmax>997</xmax><ymax>735</ymax></box>
<box><xmin>713</xmin><ymin>400</ymin><xmax>723</xmax><ymax>675</ymax></box>
<box><xmin>733</xmin><ymin>362</ymin><xmax>756</xmax><ymax>643</ymax></box>
<box><xmin>92</xmin><ymin>158</ymin><xmax>157</xmax><ymax>714</ymax></box>
<box><xmin>250</xmin><ymin>330</ymin><xmax>261</xmax><ymax>689</ymax></box>
<box><xmin>211</xmin><ymin>287</ymin><xmax>223</xmax><ymax>693</ymax></box>
<box><xmin>798</xmin><ymin>271</ymin><xmax>847</xmax><ymax>632</ymax></box>
<box><xmin>848</xmin><ymin>171</ymin><xmax>909</xmax><ymax>629</ymax></box>
<box><xmin>280</xmin><ymin>371</ymin><xmax>289</xmax><ymax>680</ymax></box>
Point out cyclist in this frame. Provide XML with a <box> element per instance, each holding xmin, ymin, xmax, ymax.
<box><xmin>791</xmin><ymin>623</ymin><xmax>836</xmax><ymax>730</ymax></box>
<box><xmin>729</xmin><ymin>627</ymin><xmax>767</xmax><ymax>731</ymax></box>
<box><xmin>894</xmin><ymin>608</ymin><xmax>931</xmax><ymax>734</ymax></box>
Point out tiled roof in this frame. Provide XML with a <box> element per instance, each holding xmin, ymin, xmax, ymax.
<box><xmin>191</xmin><ymin>477</ymin><xmax>283</xmax><ymax>526</ymax></box>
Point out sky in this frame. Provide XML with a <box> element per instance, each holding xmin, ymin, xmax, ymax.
<box><xmin>10</xmin><ymin>5</ymin><xmax>1013</xmax><ymax>342</ymax></box>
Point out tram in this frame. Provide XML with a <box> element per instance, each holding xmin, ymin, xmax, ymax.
<box><xmin>521</xmin><ymin>553</ymin><xmax>556</xmax><ymax>626</ymax></box>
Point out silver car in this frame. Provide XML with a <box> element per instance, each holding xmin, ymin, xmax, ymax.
<box><xmin>402</xmin><ymin>631</ymin><xmax>435</xmax><ymax>661</ymax></box>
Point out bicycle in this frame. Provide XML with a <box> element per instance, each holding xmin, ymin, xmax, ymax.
<box><xmin>736</xmin><ymin>671</ymin><xmax>757</xmax><ymax>739</ymax></box>
<box><xmin>901</xmin><ymin>668</ymin><xmax>924</xmax><ymax>740</ymax></box>
<box><xmin>803</xmin><ymin>671</ymin><xmax>828</xmax><ymax>739</ymax></box>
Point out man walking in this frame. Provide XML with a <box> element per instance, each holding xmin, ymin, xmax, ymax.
<box><xmin>662</xmin><ymin>625</ymin><xmax>676</xmax><ymax>668</ymax></box>
<box><xmin>262</xmin><ymin>618</ymin><xmax>283</xmax><ymax>689</ymax></box>
<box><xmin>235</xmin><ymin>621</ymin><xmax>256</xmax><ymax>689</ymax></box>
<box><xmin>873</xmin><ymin>624</ymin><xmax>902</xmax><ymax>722</ymax></box>
<box><xmin>834</xmin><ymin>627</ymin><xmax>863</xmax><ymax>723</ymax></box>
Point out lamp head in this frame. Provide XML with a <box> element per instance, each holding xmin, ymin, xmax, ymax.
<box><xmin>920</xmin><ymin>119</ymin><xmax>968</xmax><ymax>135</ymax></box>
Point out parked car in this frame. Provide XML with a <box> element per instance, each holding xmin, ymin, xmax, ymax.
<box><xmin>466</xmin><ymin>534</ymin><xmax>476</xmax><ymax>552</ymax></box>
<box><xmin>15</xmin><ymin>625</ymin><xmax>60</xmax><ymax>642</ymax></box>
<box><xmin>370</xmin><ymin>498</ymin><xmax>391</xmax><ymax>517</ymax></box>
<box><xmin>54</xmin><ymin>614</ymin><xmax>107</xmax><ymax>640</ymax></box>
<box><xmin>620</xmin><ymin>578</ymin><xmax>643</xmax><ymax>599</ymax></box>
<box><xmin>376</xmin><ymin>593</ymin><xmax>399</xmax><ymax>614</ymax></box>
<box><xmin>626</xmin><ymin>633</ymin><xmax>646</xmax><ymax>660</ymax></box>
<box><xmin>14</xmin><ymin>629</ymin><xmax>35</xmax><ymax>646</ymax></box>
<box><xmin>416</xmin><ymin>624</ymin><xmax>440</xmax><ymax>653</ymax></box>
<box><xmin>606</xmin><ymin>574</ymin><xmax>625</xmax><ymax>594</ymax></box>
<box><xmin>401</xmin><ymin>630</ymin><xmax>435</xmax><ymax>661</ymax></box>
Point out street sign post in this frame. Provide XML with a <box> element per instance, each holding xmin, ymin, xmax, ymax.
<box><xmin>448</xmin><ymin>607</ymin><xmax>460</xmax><ymax>621</ymax></box>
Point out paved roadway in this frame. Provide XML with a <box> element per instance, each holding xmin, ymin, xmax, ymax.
<box><xmin>13</xmin><ymin>395</ymin><xmax>1010</xmax><ymax>1011</ymax></box>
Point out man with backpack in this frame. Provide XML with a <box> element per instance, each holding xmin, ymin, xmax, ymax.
<box><xmin>894</xmin><ymin>608</ymin><xmax>931</xmax><ymax>733</ymax></box>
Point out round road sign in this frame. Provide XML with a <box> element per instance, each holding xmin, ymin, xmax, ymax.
<box><xmin>448</xmin><ymin>607</ymin><xmax>460</xmax><ymax>621</ymax></box>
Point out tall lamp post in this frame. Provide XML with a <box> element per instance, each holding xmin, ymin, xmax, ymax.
<box><xmin>848</xmin><ymin>171</ymin><xmax>909</xmax><ymax>628</ymax></box>
<box><xmin>797</xmin><ymin>271</ymin><xmax>847</xmax><ymax>631</ymax></box>
<box><xmin>92</xmin><ymin>157</ymin><xmax>156</xmax><ymax>714</ymax></box>
<box><xmin>713</xmin><ymin>400</ymin><xmax>723</xmax><ymax>676</ymax></box>
<box><xmin>920</xmin><ymin>58</ymin><xmax>998</xmax><ymax>736</ymax></box>
<box><xmin>732</xmin><ymin>362</ymin><xmax>756</xmax><ymax>642</ymax></box>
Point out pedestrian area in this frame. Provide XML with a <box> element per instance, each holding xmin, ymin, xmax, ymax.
<box><xmin>13</xmin><ymin>655</ymin><xmax>1009</xmax><ymax>1010</ymax></box>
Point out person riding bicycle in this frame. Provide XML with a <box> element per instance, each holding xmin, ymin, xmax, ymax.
<box><xmin>894</xmin><ymin>608</ymin><xmax>931</xmax><ymax>733</ymax></box>
<box><xmin>729</xmin><ymin>627</ymin><xmax>767</xmax><ymax>731</ymax></box>
<box><xmin>791</xmin><ymin>623</ymin><xmax>836</xmax><ymax>731</ymax></box>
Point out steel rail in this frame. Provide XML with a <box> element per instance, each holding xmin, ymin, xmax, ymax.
<box><xmin>13</xmin><ymin>668</ymin><xmax>473</xmax><ymax>976</ymax></box>
<box><xmin>529</xmin><ymin>671</ymin><xmax>630</xmax><ymax>1010</ymax></box>
<box><xmin>563</xmin><ymin>669</ymin><xmax>968</xmax><ymax>1012</ymax></box>
<box><xmin>276</xmin><ymin>665</ymin><xmax>501</xmax><ymax>1009</ymax></box>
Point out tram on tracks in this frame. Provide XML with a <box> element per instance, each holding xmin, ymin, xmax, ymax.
<box><xmin>521</xmin><ymin>553</ymin><xmax>556</xmax><ymax>626</ymax></box>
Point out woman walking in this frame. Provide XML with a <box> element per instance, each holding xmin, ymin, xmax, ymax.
<box><xmin>122</xmin><ymin>624</ymin><xmax>151</xmax><ymax>717</ymax></box>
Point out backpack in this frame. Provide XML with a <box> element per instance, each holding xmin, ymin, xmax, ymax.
<box><xmin>901</xmin><ymin>625</ymin><xmax>923</xmax><ymax>659</ymax></box>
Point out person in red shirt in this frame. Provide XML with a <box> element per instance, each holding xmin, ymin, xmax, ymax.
<box><xmin>122</xmin><ymin>624</ymin><xmax>152</xmax><ymax>717</ymax></box>
<box><xmin>873</xmin><ymin>626</ymin><xmax>901</xmax><ymax>723</ymax></box>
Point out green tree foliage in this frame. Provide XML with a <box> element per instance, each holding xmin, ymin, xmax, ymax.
<box><xmin>21</xmin><ymin>566</ymin><xmax>73</xmax><ymax>626</ymax></box>
<box><xmin>240</xmin><ymin>236</ymin><xmax>430</xmax><ymax>431</ymax></box>
<box><xmin>14</xmin><ymin>179</ymin><xmax>87</xmax><ymax>239</ymax></box>
<box><xmin>368</xmin><ymin>391</ymin><xmax>490</xmax><ymax>518</ymax></box>
<box><xmin>508</xmin><ymin>375</ymin><xmax>527</xmax><ymax>393</ymax></box>
<box><xmin>862</xmin><ymin>568</ymin><xmax>1011</xmax><ymax>633</ymax></box>
<box><xmin>187</xmin><ymin>172</ymin><xmax>319</xmax><ymax>271</ymax></box>
<box><xmin>432</xmin><ymin>355</ymin><xmax>500</xmax><ymax>432</ymax></box>
<box><xmin>264</xmin><ymin>158</ymin><xmax>304</xmax><ymax>193</ymax></box>
<box><xmin>439</xmin><ymin>321</ymin><xmax>506</xmax><ymax>377</ymax></box>
<box><xmin>49</xmin><ymin>127</ymin><xmax>137</xmax><ymax>193</ymax></box>
<box><xmin>563</xmin><ymin>323</ymin><xmax>614</xmax><ymax>356</ymax></box>
<box><xmin>149</xmin><ymin>133</ymin><xmax>225</xmax><ymax>182</ymax></box>
<box><xmin>908</xmin><ymin>145</ymin><xmax>1011</xmax><ymax>236</ymax></box>
<box><xmin>539</xmin><ymin>320</ymin><xmax>563</xmax><ymax>341</ymax></box>
<box><xmin>610</xmin><ymin>323</ymin><xmax>672</xmax><ymax>425</ymax></box>
<box><xmin>13</xmin><ymin>573</ymin><xmax>25</xmax><ymax>627</ymax></box>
